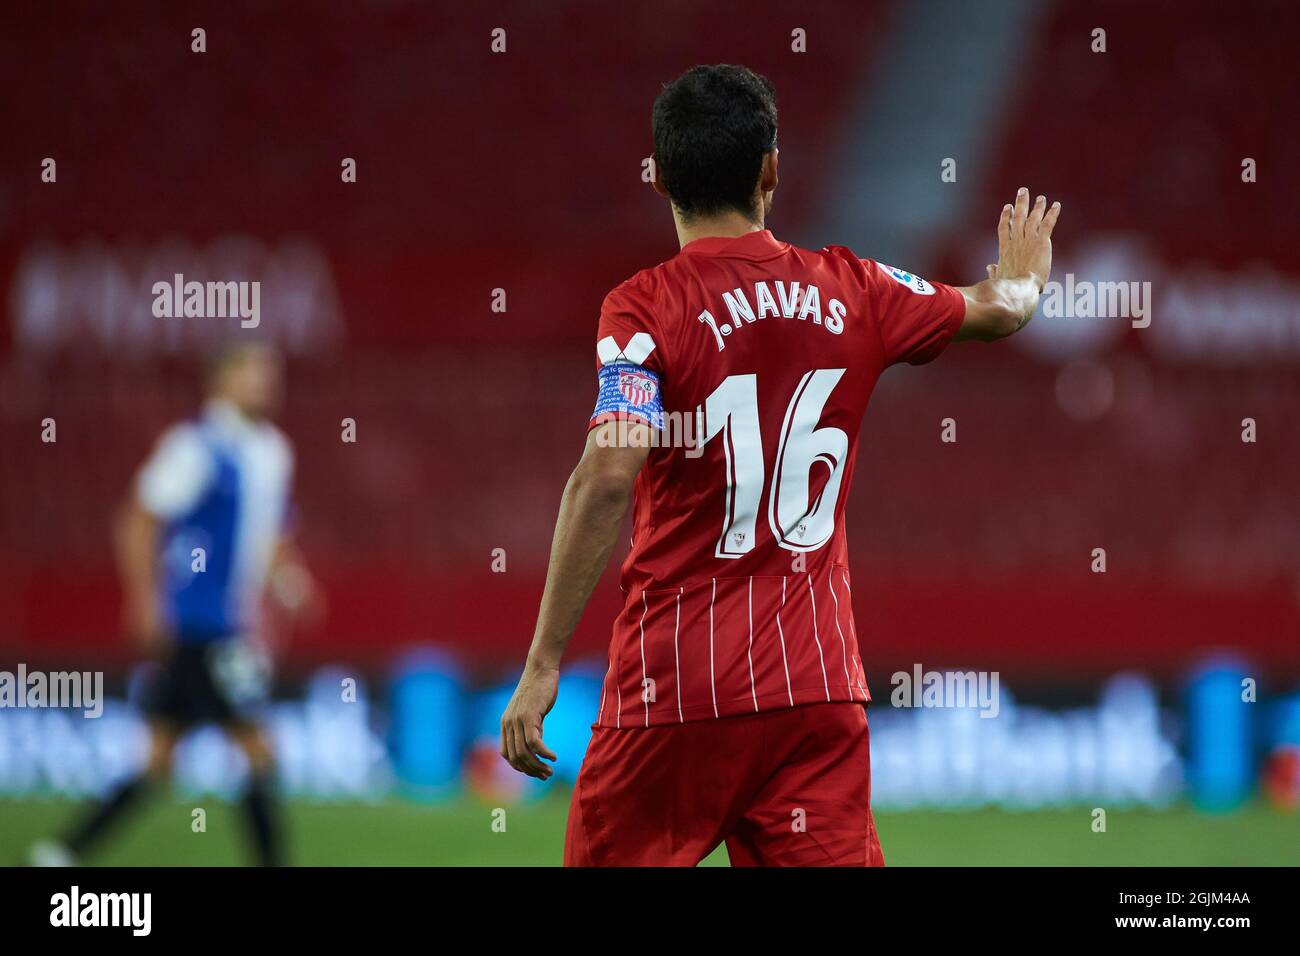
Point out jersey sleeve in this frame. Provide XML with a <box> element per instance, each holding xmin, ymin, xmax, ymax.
<box><xmin>863</xmin><ymin>259</ymin><xmax>966</xmax><ymax>366</ymax></box>
<box><xmin>588</xmin><ymin>283</ymin><xmax>666</xmax><ymax>432</ymax></box>
<box><xmin>135</xmin><ymin>425</ymin><xmax>214</xmax><ymax>520</ymax></box>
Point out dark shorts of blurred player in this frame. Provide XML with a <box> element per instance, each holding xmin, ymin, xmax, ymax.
<box><xmin>144</xmin><ymin>637</ymin><xmax>272</xmax><ymax>728</ymax></box>
<box><xmin>564</xmin><ymin>701</ymin><xmax>883</xmax><ymax>867</ymax></box>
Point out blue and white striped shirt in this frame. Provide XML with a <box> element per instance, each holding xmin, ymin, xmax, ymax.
<box><xmin>135</xmin><ymin>399</ymin><xmax>294</xmax><ymax>643</ymax></box>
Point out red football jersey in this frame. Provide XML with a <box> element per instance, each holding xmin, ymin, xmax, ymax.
<box><xmin>587</xmin><ymin>229</ymin><xmax>964</xmax><ymax>727</ymax></box>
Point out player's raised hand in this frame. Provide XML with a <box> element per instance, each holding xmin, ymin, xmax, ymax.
<box><xmin>994</xmin><ymin>186</ymin><xmax>1060</xmax><ymax>290</ymax></box>
<box><xmin>500</xmin><ymin>663</ymin><xmax>560</xmax><ymax>779</ymax></box>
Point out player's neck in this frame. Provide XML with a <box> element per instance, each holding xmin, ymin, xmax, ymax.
<box><xmin>672</xmin><ymin>209</ymin><xmax>765</xmax><ymax>249</ymax></box>
<box><xmin>207</xmin><ymin>395</ymin><xmax>260</xmax><ymax>425</ymax></box>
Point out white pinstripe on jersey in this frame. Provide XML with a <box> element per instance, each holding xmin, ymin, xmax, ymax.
<box><xmin>807</xmin><ymin>573</ymin><xmax>831</xmax><ymax>702</ymax></box>
<box><xmin>775</xmin><ymin>575</ymin><xmax>794</xmax><ymax>706</ymax></box>
<box><xmin>708</xmin><ymin>578</ymin><xmax>719</xmax><ymax>718</ymax></box>
<box><xmin>828</xmin><ymin>572</ymin><xmax>858</xmax><ymax>700</ymax></box>
<box><xmin>639</xmin><ymin>590</ymin><xmax>650</xmax><ymax>726</ymax></box>
<box><xmin>674</xmin><ymin>587</ymin><xmax>684</xmax><ymax>722</ymax></box>
<box><xmin>746</xmin><ymin>576</ymin><xmax>758</xmax><ymax>711</ymax></box>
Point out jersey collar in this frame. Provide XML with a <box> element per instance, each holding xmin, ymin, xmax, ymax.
<box><xmin>679</xmin><ymin>229</ymin><xmax>789</xmax><ymax>261</ymax></box>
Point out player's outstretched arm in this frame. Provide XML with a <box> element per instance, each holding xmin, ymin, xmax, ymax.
<box><xmin>954</xmin><ymin>186</ymin><xmax>1061</xmax><ymax>342</ymax></box>
<box><xmin>500</xmin><ymin>423</ymin><xmax>651</xmax><ymax>779</ymax></box>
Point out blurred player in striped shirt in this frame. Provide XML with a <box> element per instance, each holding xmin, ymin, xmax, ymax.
<box><xmin>501</xmin><ymin>64</ymin><xmax>1060</xmax><ymax>865</ymax></box>
<box><xmin>30</xmin><ymin>342</ymin><xmax>320</xmax><ymax>867</ymax></box>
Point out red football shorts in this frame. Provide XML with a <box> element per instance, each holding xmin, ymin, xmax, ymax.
<box><xmin>564</xmin><ymin>702</ymin><xmax>884</xmax><ymax>867</ymax></box>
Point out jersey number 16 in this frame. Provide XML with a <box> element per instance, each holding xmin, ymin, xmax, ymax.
<box><xmin>698</xmin><ymin>368</ymin><xmax>848</xmax><ymax>559</ymax></box>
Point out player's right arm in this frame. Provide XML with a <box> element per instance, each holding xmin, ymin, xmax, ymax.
<box><xmin>501</xmin><ymin>283</ymin><xmax>664</xmax><ymax>779</ymax></box>
<box><xmin>500</xmin><ymin>424</ymin><xmax>652</xmax><ymax>779</ymax></box>
<box><xmin>954</xmin><ymin>186</ymin><xmax>1061</xmax><ymax>342</ymax></box>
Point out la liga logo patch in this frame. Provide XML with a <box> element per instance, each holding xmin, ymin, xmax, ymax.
<box><xmin>883</xmin><ymin>264</ymin><xmax>936</xmax><ymax>296</ymax></box>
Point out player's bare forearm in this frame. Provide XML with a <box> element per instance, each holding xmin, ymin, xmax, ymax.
<box><xmin>526</xmin><ymin>426</ymin><xmax>650</xmax><ymax>670</ymax></box>
<box><xmin>114</xmin><ymin>502</ymin><xmax>155</xmax><ymax>596</ymax></box>
<box><xmin>114</xmin><ymin>503</ymin><xmax>167</xmax><ymax>652</ymax></box>
<box><xmin>501</xmin><ymin>422</ymin><xmax>650</xmax><ymax>779</ymax></box>
<box><xmin>955</xmin><ymin>186</ymin><xmax>1061</xmax><ymax>342</ymax></box>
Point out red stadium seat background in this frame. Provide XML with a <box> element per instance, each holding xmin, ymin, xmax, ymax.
<box><xmin>2</xmin><ymin>0</ymin><xmax>1297</xmax><ymax>683</ymax></box>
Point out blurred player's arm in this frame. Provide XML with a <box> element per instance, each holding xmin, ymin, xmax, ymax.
<box><xmin>267</xmin><ymin>535</ymin><xmax>325</xmax><ymax>633</ymax></box>
<box><xmin>115</xmin><ymin>501</ymin><xmax>167</xmax><ymax>654</ymax></box>
<box><xmin>501</xmin><ymin>422</ymin><xmax>651</xmax><ymax>779</ymax></box>
<box><xmin>955</xmin><ymin>187</ymin><xmax>1061</xmax><ymax>342</ymax></box>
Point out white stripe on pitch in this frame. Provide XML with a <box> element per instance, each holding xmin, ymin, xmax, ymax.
<box><xmin>808</xmin><ymin>573</ymin><xmax>831</xmax><ymax>702</ymax></box>
<box><xmin>709</xmin><ymin>578</ymin><xmax>719</xmax><ymax>718</ymax></box>
<box><xmin>639</xmin><ymin>590</ymin><xmax>650</xmax><ymax>726</ymax></box>
<box><xmin>828</xmin><ymin>572</ymin><xmax>858</xmax><ymax>700</ymax></box>
<box><xmin>674</xmin><ymin>587</ymin><xmax>684</xmax><ymax>723</ymax></box>
<box><xmin>775</xmin><ymin>576</ymin><xmax>794</xmax><ymax>706</ymax></box>
<box><xmin>747</xmin><ymin>576</ymin><xmax>758</xmax><ymax>711</ymax></box>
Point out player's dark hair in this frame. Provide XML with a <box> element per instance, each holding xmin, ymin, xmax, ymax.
<box><xmin>652</xmin><ymin>64</ymin><xmax>777</xmax><ymax>222</ymax></box>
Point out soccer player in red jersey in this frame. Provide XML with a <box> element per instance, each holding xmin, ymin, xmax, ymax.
<box><xmin>501</xmin><ymin>64</ymin><xmax>1061</xmax><ymax>865</ymax></box>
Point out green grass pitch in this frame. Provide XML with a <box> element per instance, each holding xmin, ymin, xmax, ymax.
<box><xmin>2</xmin><ymin>795</ymin><xmax>1294</xmax><ymax>866</ymax></box>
